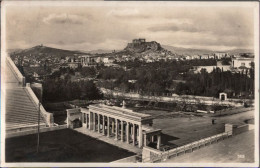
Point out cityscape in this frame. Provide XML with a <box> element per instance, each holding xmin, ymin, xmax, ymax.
<box><xmin>1</xmin><ymin>1</ymin><xmax>259</xmax><ymax>166</ymax></box>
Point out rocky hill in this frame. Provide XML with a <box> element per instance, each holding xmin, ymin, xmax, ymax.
<box><xmin>124</xmin><ymin>39</ymin><xmax>164</xmax><ymax>53</ymax></box>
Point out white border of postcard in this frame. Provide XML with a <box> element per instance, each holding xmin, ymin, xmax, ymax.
<box><xmin>1</xmin><ymin>1</ymin><xmax>259</xmax><ymax>167</ymax></box>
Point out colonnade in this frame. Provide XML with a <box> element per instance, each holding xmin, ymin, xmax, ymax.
<box><xmin>144</xmin><ymin>133</ymin><xmax>161</xmax><ymax>150</ymax></box>
<box><xmin>82</xmin><ymin>112</ymin><xmax>143</xmax><ymax>148</ymax></box>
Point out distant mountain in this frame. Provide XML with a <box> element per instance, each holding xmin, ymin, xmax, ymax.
<box><xmin>87</xmin><ymin>49</ymin><xmax>114</xmax><ymax>54</ymax></box>
<box><xmin>10</xmin><ymin>45</ymin><xmax>87</xmax><ymax>58</ymax></box>
<box><xmin>163</xmin><ymin>45</ymin><xmax>254</xmax><ymax>55</ymax></box>
<box><xmin>162</xmin><ymin>45</ymin><xmax>214</xmax><ymax>55</ymax></box>
<box><xmin>9</xmin><ymin>44</ymin><xmax>254</xmax><ymax>60</ymax></box>
<box><xmin>224</xmin><ymin>49</ymin><xmax>254</xmax><ymax>55</ymax></box>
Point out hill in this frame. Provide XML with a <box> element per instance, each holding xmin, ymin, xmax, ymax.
<box><xmin>10</xmin><ymin>45</ymin><xmax>87</xmax><ymax>58</ymax></box>
<box><xmin>225</xmin><ymin>48</ymin><xmax>254</xmax><ymax>55</ymax></box>
<box><xmin>88</xmin><ymin>49</ymin><xmax>114</xmax><ymax>54</ymax></box>
<box><xmin>124</xmin><ymin>40</ymin><xmax>164</xmax><ymax>53</ymax></box>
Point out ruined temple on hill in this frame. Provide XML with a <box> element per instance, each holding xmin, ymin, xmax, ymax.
<box><xmin>125</xmin><ymin>38</ymin><xmax>162</xmax><ymax>53</ymax></box>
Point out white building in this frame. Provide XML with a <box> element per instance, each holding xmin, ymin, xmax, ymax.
<box><xmin>103</xmin><ymin>57</ymin><xmax>115</xmax><ymax>64</ymax></box>
<box><xmin>214</xmin><ymin>52</ymin><xmax>228</xmax><ymax>59</ymax></box>
<box><xmin>232</xmin><ymin>57</ymin><xmax>254</xmax><ymax>68</ymax></box>
<box><xmin>200</xmin><ymin>54</ymin><xmax>210</xmax><ymax>59</ymax></box>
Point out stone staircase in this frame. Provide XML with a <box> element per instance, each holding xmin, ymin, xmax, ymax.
<box><xmin>5</xmin><ymin>87</ymin><xmax>46</xmax><ymax>131</ymax></box>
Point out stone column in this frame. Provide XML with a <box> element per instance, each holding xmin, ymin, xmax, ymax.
<box><xmin>102</xmin><ymin>115</ymin><xmax>105</xmax><ymax>135</ymax></box>
<box><xmin>93</xmin><ymin>113</ymin><xmax>96</xmax><ymax>131</ymax></box>
<box><xmin>112</xmin><ymin>120</ymin><xmax>115</xmax><ymax>134</ymax></box>
<box><xmin>107</xmin><ymin>116</ymin><xmax>110</xmax><ymax>137</ymax></box>
<box><xmin>97</xmin><ymin>114</ymin><xmax>100</xmax><ymax>133</ymax></box>
<box><xmin>133</xmin><ymin>124</ymin><xmax>136</xmax><ymax>146</ymax></box>
<box><xmin>82</xmin><ymin>113</ymin><xmax>85</xmax><ymax>124</ymax></box>
<box><xmin>115</xmin><ymin>119</ymin><xmax>118</xmax><ymax>140</ymax></box>
<box><xmin>121</xmin><ymin>121</ymin><xmax>124</xmax><ymax>142</ymax></box>
<box><xmin>130</xmin><ymin>125</ymin><xmax>133</xmax><ymax>140</ymax></box>
<box><xmin>89</xmin><ymin>112</ymin><xmax>92</xmax><ymax>130</ymax></box>
<box><xmin>126</xmin><ymin>122</ymin><xmax>129</xmax><ymax>144</ymax></box>
<box><xmin>151</xmin><ymin>135</ymin><xmax>154</xmax><ymax>142</ymax></box>
<box><xmin>85</xmin><ymin>113</ymin><xmax>88</xmax><ymax>129</ymax></box>
<box><xmin>157</xmin><ymin>134</ymin><xmax>161</xmax><ymax>149</ymax></box>
<box><xmin>144</xmin><ymin>134</ymin><xmax>147</xmax><ymax>146</ymax></box>
<box><xmin>138</xmin><ymin>125</ymin><xmax>143</xmax><ymax>148</ymax></box>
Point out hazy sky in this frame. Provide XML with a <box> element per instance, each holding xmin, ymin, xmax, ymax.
<box><xmin>5</xmin><ymin>2</ymin><xmax>256</xmax><ymax>51</ymax></box>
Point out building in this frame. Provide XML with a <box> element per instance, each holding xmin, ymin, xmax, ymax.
<box><xmin>214</xmin><ymin>52</ymin><xmax>228</xmax><ymax>59</ymax></box>
<box><xmin>200</xmin><ymin>54</ymin><xmax>210</xmax><ymax>59</ymax></box>
<box><xmin>68</xmin><ymin>104</ymin><xmax>162</xmax><ymax>149</ymax></box>
<box><xmin>80</xmin><ymin>55</ymin><xmax>97</xmax><ymax>67</ymax></box>
<box><xmin>232</xmin><ymin>57</ymin><xmax>254</xmax><ymax>68</ymax></box>
<box><xmin>239</xmin><ymin>53</ymin><xmax>254</xmax><ymax>58</ymax></box>
<box><xmin>103</xmin><ymin>57</ymin><xmax>115</xmax><ymax>64</ymax></box>
<box><xmin>191</xmin><ymin>55</ymin><xmax>200</xmax><ymax>59</ymax></box>
<box><xmin>132</xmin><ymin>38</ymin><xmax>146</xmax><ymax>44</ymax></box>
<box><xmin>68</xmin><ymin>62</ymin><xmax>80</xmax><ymax>69</ymax></box>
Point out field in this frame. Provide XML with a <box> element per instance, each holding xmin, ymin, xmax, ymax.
<box><xmin>5</xmin><ymin>129</ymin><xmax>135</xmax><ymax>162</ymax></box>
<box><xmin>139</xmin><ymin>108</ymin><xmax>254</xmax><ymax>147</ymax></box>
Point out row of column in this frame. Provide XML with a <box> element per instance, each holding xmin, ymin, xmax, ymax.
<box><xmin>83</xmin><ymin>112</ymin><xmax>143</xmax><ymax>148</ymax></box>
<box><xmin>144</xmin><ymin>134</ymin><xmax>161</xmax><ymax>150</ymax></box>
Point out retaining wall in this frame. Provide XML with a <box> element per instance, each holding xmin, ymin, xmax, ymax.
<box><xmin>6</xmin><ymin>125</ymin><xmax>67</xmax><ymax>138</ymax></box>
<box><xmin>142</xmin><ymin>131</ymin><xmax>231</xmax><ymax>163</ymax></box>
<box><xmin>233</xmin><ymin>124</ymin><xmax>250</xmax><ymax>135</ymax></box>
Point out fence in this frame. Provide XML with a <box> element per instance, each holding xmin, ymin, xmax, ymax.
<box><xmin>142</xmin><ymin>131</ymin><xmax>232</xmax><ymax>163</ymax></box>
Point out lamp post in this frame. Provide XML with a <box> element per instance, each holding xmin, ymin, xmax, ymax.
<box><xmin>37</xmin><ymin>87</ymin><xmax>42</xmax><ymax>154</ymax></box>
<box><xmin>37</xmin><ymin>101</ymin><xmax>40</xmax><ymax>153</ymax></box>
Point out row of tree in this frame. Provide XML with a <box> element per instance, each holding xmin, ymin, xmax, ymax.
<box><xmin>97</xmin><ymin>59</ymin><xmax>254</xmax><ymax>99</ymax></box>
<box><xmin>175</xmin><ymin>68</ymin><xmax>254</xmax><ymax>98</ymax></box>
<box><xmin>42</xmin><ymin>78</ymin><xmax>103</xmax><ymax>102</ymax></box>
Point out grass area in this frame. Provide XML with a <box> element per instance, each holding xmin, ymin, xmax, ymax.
<box><xmin>5</xmin><ymin>129</ymin><xmax>135</xmax><ymax>162</ymax></box>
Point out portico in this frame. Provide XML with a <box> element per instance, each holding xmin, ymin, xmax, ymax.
<box><xmin>80</xmin><ymin>104</ymin><xmax>162</xmax><ymax>149</ymax></box>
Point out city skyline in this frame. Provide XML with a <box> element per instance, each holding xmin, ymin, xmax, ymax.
<box><xmin>5</xmin><ymin>2</ymin><xmax>256</xmax><ymax>51</ymax></box>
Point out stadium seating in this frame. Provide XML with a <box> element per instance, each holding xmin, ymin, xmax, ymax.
<box><xmin>5</xmin><ymin>88</ymin><xmax>46</xmax><ymax>131</ymax></box>
<box><xmin>5</xmin><ymin>57</ymin><xmax>46</xmax><ymax>132</ymax></box>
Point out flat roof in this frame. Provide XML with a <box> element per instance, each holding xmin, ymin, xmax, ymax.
<box><xmin>88</xmin><ymin>104</ymin><xmax>153</xmax><ymax>122</ymax></box>
<box><xmin>142</xmin><ymin>125</ymin><xmax>161</xmax><ymax>134</ymax></box>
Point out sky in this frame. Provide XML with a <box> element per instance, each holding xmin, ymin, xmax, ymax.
<box><xmin>4</xmin><ymin>2</ymin><xmax>256</xmax><ymax>51</ymax></box>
